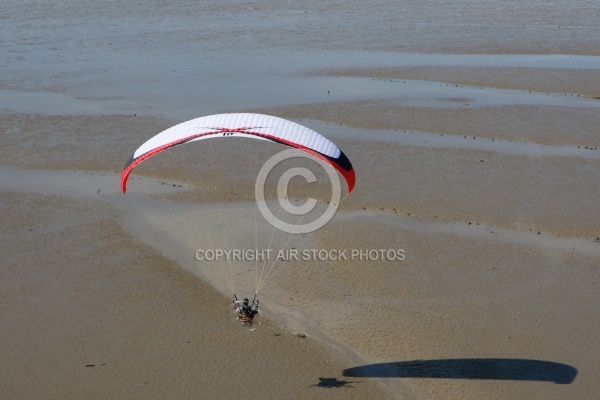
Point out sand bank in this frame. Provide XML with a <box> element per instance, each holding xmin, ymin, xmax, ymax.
<box><xmin>311</xmin><ymin>66</ymin><xmax>600</xmax><ymax>97</ymax></box>
<box><xmin>0</xmin><ymin>169</ymin><xmax>393</xmax><ymax>399</ymax></box>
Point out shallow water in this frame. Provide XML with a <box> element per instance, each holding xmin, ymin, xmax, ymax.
<box><xmin>4</xmin><ymin>72</ymin><xmax>599</xmax><ymax>118</ymax></box>
<box><xmin>2</xmin><ymin>0</ymin><xmax>600</xmax><ymax>119</ymax></box>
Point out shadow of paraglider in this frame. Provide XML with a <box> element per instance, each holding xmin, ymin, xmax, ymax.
<box><xmin>343</xmin><ymin>358</ymin><xmax>577</xmax><ymax>384</ymax></box>
<box><xmin>309</xmin><ymin>377</ymin><xmax>356</xmax><ymax>389</ymax></box>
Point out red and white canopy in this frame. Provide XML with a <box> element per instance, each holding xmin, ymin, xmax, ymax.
<box><xmin>121</xmin><ymin>113</ymin><xmax>355</xmax><ymax>193</ymax></box>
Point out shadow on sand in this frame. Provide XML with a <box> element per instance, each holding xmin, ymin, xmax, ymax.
<box><xmin>343</xmin><ymin>359</ymin><xmax>576</xmax><ymax>384</ymax></box>
<box><xmin>309</xmin><ymin>377</ymin><xmax>355</xmax><ymax>389</ymax></box>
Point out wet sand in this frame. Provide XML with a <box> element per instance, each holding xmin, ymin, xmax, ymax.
<box><xmin>2</xmin><ymin>108</ymin><xmax>599</xmax><ymax>399</ymax></box>
<box><xmin>0</xmin><ymin>171</ymin><xmax>391</xmax><ymax>399</ymax></box>
<box><xmin>2</xmin><ymin>1</ymin><xmax>600</xmax><ymax>399</ymax></box>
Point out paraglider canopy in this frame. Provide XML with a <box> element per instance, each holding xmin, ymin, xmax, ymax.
<box><xmin>120</xmin><ymin>113</ymin><xmax>357</xmax><ymax>330</ymax></box>
<box><xmin>121</xmin><ymin>113</ymin><xmax>355</xmax><ymax>194</ymax></box>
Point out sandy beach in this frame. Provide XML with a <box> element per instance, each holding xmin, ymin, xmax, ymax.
<box><xmin>2</xmin><ymin>1</ymin><xmax>600</xmax><ymax>399</ymax></box>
